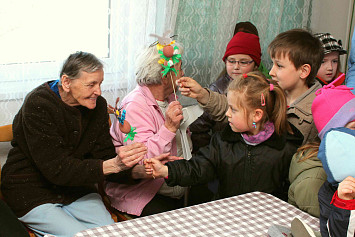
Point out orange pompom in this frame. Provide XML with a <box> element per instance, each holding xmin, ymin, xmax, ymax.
<box><xmin>163</xmin><ymin>45</ymin><xmax>174</xmax><ymax>58</ymax></box>
<box><xmin>119</xmin><ymin>120</ymin><xmax>131</xmax><ymax>134</ymax></box>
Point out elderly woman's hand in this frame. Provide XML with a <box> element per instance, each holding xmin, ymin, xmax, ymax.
<box><xmin>164</xmin><ymin>101</ymin><xmax>183</xmax><ymax>133</ymax></box>
<box><xmin>177</xmin><ymin>77</ymin><xmax>209</xmax><ymax>105</ymax></box>
<box><xmin>103</xmin><ymin>142</ymin><xmax>147</xmax><ymax>175</ymax></box>
<box><xmin>116</xmin><ymin>142</ymin><xmax>147</xmax><ymax>168</ymax></box>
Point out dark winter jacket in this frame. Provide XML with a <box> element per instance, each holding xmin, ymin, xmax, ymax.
<box><xmin>189</xmin><ymin>73</ymin><xmax>230</xmax><ymax>152</ymax></box>
<box><xmin>1</xmin><ymin>81</ymin><xmax>129</xmax><ymax>217</ymax></box>
<box><xmin>318</xmin><ymin>181</ymin><xmax>355</xmax><ymax>237</ymax></box>
<box><xmin>317</xmin><ymin>127</ymin><xmax>355</xmax><ymax>237</ymax></box>
<box><xmin>166</xmin><ymin>124</ymin><xmax>303</xmax><ymax>201</ymax></box>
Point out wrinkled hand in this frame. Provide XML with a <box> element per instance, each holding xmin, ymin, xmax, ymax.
<box><xmin>338</xmin><ymin>176</ymin><xmax>355</xmax><ymax>200</ymax></box>
<box><xmin>177</xmin><ymin>77</ymin><xmax>209</xmax><ymax>105</ymax></box>
<box><xmin>116</xmin><ymin>142</ymin><xmax>147</xmax><ymax>171</ymax></box>
<box><xmin>144</xmin><ymin>154</ymin><xmax>169</xmax><ymax>179</ymax></box>
<box><xmin>164</xmin><ymin>101</ymin><xmax>183</xmax><ymax>133</ymax></box>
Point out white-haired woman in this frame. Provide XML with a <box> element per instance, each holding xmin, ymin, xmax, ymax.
<box><xmin>1</xmin><ymin>52</ymin><xmax>147</xmax><ymax>237</ymax></box>
<box><xmin>105</xmin><ymin>40</ymin><xmax>190</xmax><ymax>217</ymax></box>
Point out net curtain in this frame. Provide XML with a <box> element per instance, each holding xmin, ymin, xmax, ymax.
<box><xmin>0</xmin><ymin>0</ymin><xmax>312</xmax><ymax>125</ymax></box>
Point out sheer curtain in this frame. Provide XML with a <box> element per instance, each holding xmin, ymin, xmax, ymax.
<box><xmin>175</xmin><ymin>0</ymin><xmax>313</xmax><ymax>87</ymax></box>
<box><xmin>0</xmin><ymin>0</ymin><xmax>312</xmax><ymax>125</ymax></box>
<box><xmin>101</xmin><ymin>0</ymin><xmax>179</xmax><ymax>109</ymax></box>
<box><xmin>0</xmin><ymin>0</ymin><xmax>179</xmax><ymax>125</ymax></box>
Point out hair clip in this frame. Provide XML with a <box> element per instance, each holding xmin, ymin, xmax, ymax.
<box><xmin>242</xmin><ymin>74</ymin><xmax>248</xmax><ymax>78</ymax></box>
<box><xmin>270</xmin><ymin>84</ymin><xmax>274</xmax><ymax>91</ymax></box>
<box><xmin>261</xmin><ymin>93</ymin><xmax>266</xmax><ymax>106</ymax></box>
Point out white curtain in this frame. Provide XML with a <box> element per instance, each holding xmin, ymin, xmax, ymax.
<box><xmin>100</xmin><ymin>0</ymin><xmax>180</xmax><ymax>109</ymax></box>
<box><xmin>0</xmin><ymin>0</ymin><xmax>314</xmax><ymax>125</ymax></box>
<box><xmin>0</xmin><ymin>0</ymin><xmax>179</xmax><ymax>125</ymax></box>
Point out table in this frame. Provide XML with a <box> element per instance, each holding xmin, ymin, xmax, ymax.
<box><xmin>75</xmin><ymin>191</ymin><xmax>319</xmax><ymax>237</ymax></box>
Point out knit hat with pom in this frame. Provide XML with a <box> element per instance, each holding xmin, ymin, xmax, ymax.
<box><xmin>312</xmin><ymin>84</ymin><xmax>355</xmax><ymax>139</ymax></box>
<box><xmin>222</xmin><ymin>32</ymin><xmax>261</xmax><ymax>66</ymax></box>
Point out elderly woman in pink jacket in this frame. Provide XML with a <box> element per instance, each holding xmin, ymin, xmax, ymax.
<box><xmin>105</xmin><ymin>36</ymin><xmax>190</xmax><ymax>217</ymax></box>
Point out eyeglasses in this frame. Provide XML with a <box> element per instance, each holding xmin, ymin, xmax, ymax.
<box><xmin>226</xmin><ymin>59</ymin><xmax>254</xmax><ymax>67</ymax></box>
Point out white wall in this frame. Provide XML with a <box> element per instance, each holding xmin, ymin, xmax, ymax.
<box><xmin>311</xmin><ymin>0</ymin><xmax>355</xmax><ymax>71</ymax></box>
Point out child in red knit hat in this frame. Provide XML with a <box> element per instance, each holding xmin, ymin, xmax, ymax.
<box><xmin>189</xmin><ymin>26</ymin><xmax>262</xmax><ymax>153</ymax></box>
<box><xmin>222</xmin><ymin>31</ymin><xmax>261</xmax><ymax>79</ymax></box>
<box><xmin>188</xmin><ymin>23</ymin><xmax>262</xmax><ymax>156</ymax></box>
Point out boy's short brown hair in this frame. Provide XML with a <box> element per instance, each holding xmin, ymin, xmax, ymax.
<box><xmin>268</xmin><ymin>29</ymin><xmax>324</xmax><ymax>87</ymax></box>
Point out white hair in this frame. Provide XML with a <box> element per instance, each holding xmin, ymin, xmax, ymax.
<box><xmin>135</xmin><ymin>42</ymin><xmax>184</xmax><ymax>86</ymax></box>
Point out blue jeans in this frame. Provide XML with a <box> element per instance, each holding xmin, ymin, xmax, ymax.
<box><xmin>19</xmin><ymin>193</ymin><xmax>114</xmax><ymax>237</ymax></box>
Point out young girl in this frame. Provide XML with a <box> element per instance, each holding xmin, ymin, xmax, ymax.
<box><xmin>315</xmin><ymin>33</ymin><xmax>347</xmax><ymax>86</ymax></box>
<box><xmin>145</xmin><ymin>72</ymin><xmax>302</xmax><ymax>201</ymax></box>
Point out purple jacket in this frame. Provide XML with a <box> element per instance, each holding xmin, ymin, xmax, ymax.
<box><xmin>105</xmin><ymin>85</ymin><xmax>177</xmax><ymax>216</ymax></box>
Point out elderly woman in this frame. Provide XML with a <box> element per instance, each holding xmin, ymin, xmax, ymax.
<box><xmin>105</xmin><ymin>40</ymin><xmax>190</xmax><ymax>217</ymax></box>
<box><xmin>1</xmin><ymin>52</ymin><xmax>147</xmax><ymax>237</ymax></box>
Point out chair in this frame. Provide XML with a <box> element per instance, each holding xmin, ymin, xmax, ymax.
<box><xmin>0</xmin><ymin>124</ymin><xmax>13</xmax><ymax>142</ymax></box>
<box><xmin>98</xmin><ymin>182</ymin><xmax>133</xmax><ymax>222</ymax></box>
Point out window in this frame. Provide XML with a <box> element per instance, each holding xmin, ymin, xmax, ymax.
<box><xmin>0</xmin><ymin>0</ymin><xmax>173</xmax><ymax>103</ymax></box>
<box><xmin>0</xmin><ymin>0</ymin><xmax>112</xmax><ymax>99</ymax></box>
<box><xmin>0</xmin><ymin>1</ymin><xmax>110</xmax><ymax>64</ymax></box>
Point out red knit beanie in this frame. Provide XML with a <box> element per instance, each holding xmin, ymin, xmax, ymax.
<box><xmin>222</xmin><ymin>32</ymin><xmax>261</xmax><ymax>66</ymax></box>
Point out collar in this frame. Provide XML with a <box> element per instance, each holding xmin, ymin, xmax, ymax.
<box><xmin>220</xmin><ymin>123</ymin><xmax>303</xmax><ymax>150</ymax></box>
<box><xmin>221</xmin><ymin>125</ymin><xmax>283</xmax><ymax>150</ymax></box>
<box><xmin>241</xmin><ymin>121</ymin><xmax>275</xmax><ymax>145</ymax></box>
<box><xmin>136</xmin><ymin>85</ymin><xmax>176</xmax><ymax>106</ymax></box>
<box><xmin>316</xmin><ymin>72</ymin><xmax>345</xmax><ymax>87</ymax></box>
<box><xmin>287</xmin><ymin>80</ymin><xmax>322</xmax><ymax>121</ymax></box>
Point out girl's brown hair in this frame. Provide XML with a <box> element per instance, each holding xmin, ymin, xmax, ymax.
<box><xmin>227</xmin><ymin>71</ymin><xmax>290</xmax><ymax>135</ymax></box>
<box><xmin>296</xmin><ymin>142</ymin><xmax>320</xmax><ymax>162</ymax></box>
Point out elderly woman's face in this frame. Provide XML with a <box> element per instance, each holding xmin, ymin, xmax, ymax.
<box><xmin>65</xmin><ymin>69</ymin><xmax>104</xmax><ymax>109</ymax></box>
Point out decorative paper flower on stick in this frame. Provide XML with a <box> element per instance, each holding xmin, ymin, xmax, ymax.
<box><xmin>108</xmin><ymin>97</ymin><xmax>137</xmax><ymax>141</ymax></box>
<box><xmin>150</xmin><ymin>30</ymin><xmax>181</xmax><ymax>77</ymax></box>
